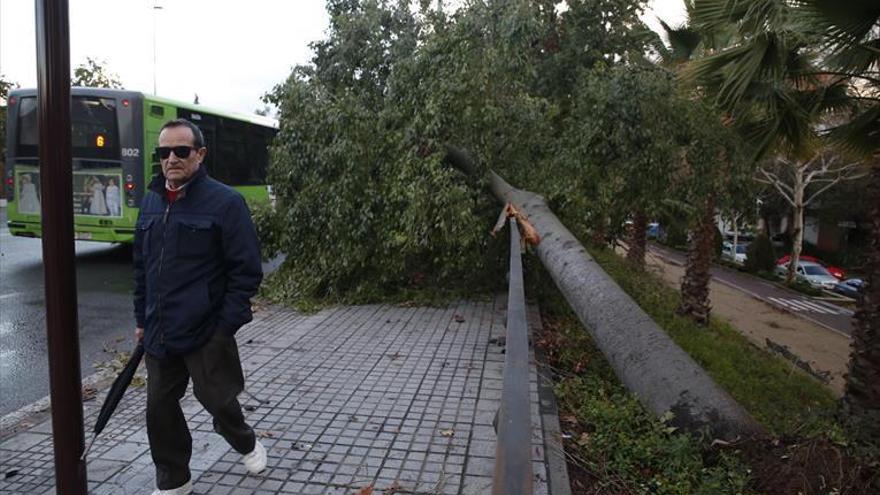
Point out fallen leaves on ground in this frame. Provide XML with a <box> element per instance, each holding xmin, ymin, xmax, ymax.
<box><xmin>383</xmin><ymin>480</ymin><xmax>403</xmax><ymax>493</ymax></box>
<box><xmin>82</xmin><ymin>385</ymin><xmax>97</xmax><ymax>402</ymax></box>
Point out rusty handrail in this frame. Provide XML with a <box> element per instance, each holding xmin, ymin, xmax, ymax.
<box><xmin>492</xmin><ymin>218</ymin><xmax>534</xmax><ymax>495</ymax></box>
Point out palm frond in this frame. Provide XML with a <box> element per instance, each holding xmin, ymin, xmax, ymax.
<box><xmin>800</xmin><ymin>0</ymin><xmax>880</xmax><ymax>46</ymax></box>
<box><xmin>826</xmin><ymin>39</ymin><xmax>880</xmax><ymax>74</ymax></box>
<box><xmin>685</xmin><ymin>32</ymin><xmax>792</xmax><ymax>109</ymax></box>
<box><xmin>826</xmin><ymin>104</ymin><xmax>880</xmax><ymax>155</ymax></box>
<box><xmin>800</xmin><ymin>0</ymin><xmax>880</xmax><ymax>73</ymax></box>
<box><xmin>659</xmin><ymin>19</ymin><xmax>703</xmax><ymax>63</ymax></box>
<box><xmin>692</xmin><ymin>0</ymin><xmax>790</xmax><ymax>36</ymax></box>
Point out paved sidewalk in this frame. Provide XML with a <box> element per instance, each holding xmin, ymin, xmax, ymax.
<box><xmin>0</xmin><ymin>298</ymin><xmax>564</xmax><ymax>494</ymax></box>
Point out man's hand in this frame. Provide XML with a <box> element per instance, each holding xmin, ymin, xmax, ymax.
<box><xmin>135</xmin><ymin>327</ymin><xmax>144</xmax><ymax>342</ymax></box>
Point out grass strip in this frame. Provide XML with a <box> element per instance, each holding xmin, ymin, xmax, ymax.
<box><xmin>587</xmin><ymin>247</ymin><xmax>839</xmax><ymax>437</ymax></box>
<box><xmin>530</xmin><ymin>259</ymin><xmax>755</xmax><ymax>494</ymax></box>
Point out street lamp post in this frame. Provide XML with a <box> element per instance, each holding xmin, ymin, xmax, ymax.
<box><xmin>152</xmin><ymin>2</ymin><xmax>162</xmax><ymax>94</ymax></box>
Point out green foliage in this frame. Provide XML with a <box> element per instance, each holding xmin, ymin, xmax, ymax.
<box><xmin>546</xmin><ymin>65</ymin><xmax>686</xmax><ymax>241</ymax></box>
<box><xmin>744</xmin><ymin>233</ymin><xmax>776</xmax><ymax>274</ymax></box>
<box><xmin>589</xmin><ymin>247</ymin><xmax>838</xmax><ymax>436</ymax></box>
<box><xmin>686</xmin><ymin>0</ymin><xmax>878</xmax><ymax>160</ymax></box>
<box><xmin>533</xmin><ymin>265</ymin><xmax>753</xmax><ymax>494</ymax></box>
<box><xmin>0</xmin><ymin>74</ymin><xmax>13</xmax><ymax>101</ymax></box>
<box><xmin>260</xmin><ymin>0</ymin><xmax>758</xmax><ymax>305</ymax></box>
<box><xmin>713</xmin><ymin>226</ymin><xmax>724</xmax><ymax>259</ymax></box>
<box><xmin>260</xmin><ymin>0</ymin><xmax>672</xmax><ymax>303</ymax></box>
<box><xmin>72</xmin><ymin>57</ymin><xmax>123</xmax><ymax>89</ymax></box>
<box><xmin>665</xmin><ymin>220</ymin><xmax>690</xmax><ymax>250</ymax></box>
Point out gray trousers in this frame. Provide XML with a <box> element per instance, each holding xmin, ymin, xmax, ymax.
<box><xmin>146</xmin><ymin>331</ymin><xmax>256</xmax><ymax>490</ymax></box>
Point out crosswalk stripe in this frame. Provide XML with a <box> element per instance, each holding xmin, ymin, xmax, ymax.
<box><xmin>796</xmin><ymin>300</ymin><xmax>839</xmax><ymax>315</ymax></box>
<box><xmin>814</xmin><ymin>300</ymin><xmax>854</xmax><ymax>316</ymax></box>
<box><xmin>767</xmin><ymin>296</ymin><xmax>847</xmax><ymax>315</ymax></box>
<box><xmin>768</xmin><ymin>297</ymin><xmax>800</xmax><ymax>311</ymax></box>
<box><xmin>786</xmin><ymin>299</ymin><xmax>812</xmax><ymax>311</ymax></box>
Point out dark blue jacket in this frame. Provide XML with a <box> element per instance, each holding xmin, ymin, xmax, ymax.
<box><xmin>133</xmin><ymin>166</ymin><xmax>263</xmax><ymax>358</ymax></box>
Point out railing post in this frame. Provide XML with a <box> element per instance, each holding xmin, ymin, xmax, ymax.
<box><xmin>492</xmin><ymin>218</ymin><xmax>534</xmax><ymax>495</ymax></box>
<box><xmin>35</xmin><ymin>0</ymin><xmax>88</xmax><ymax>492</ymax></box>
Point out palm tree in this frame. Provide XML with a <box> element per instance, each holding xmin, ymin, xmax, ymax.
<box><xmin>801</xmin><ymin>0</ymin><xmax>880</xmax><ymax>442</ymax></box>
<box><xmin>652</xmin><ymin>8</ymin><xmax>746</xmax><ymax>325</ymax></box>
<box><xmin>686</xmin><ymin>0</ymin><xmax>879</xmax><ymax>442</ymax></box>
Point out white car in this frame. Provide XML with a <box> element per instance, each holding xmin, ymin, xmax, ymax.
<box><xmin>721</xmin><ymin>241</ymin><xmax>748</xmax><ymax>265</ymax></box>
<box><xmin>774</xmin><ymin>261</ymin><xmax>839</xmax><ymax>290</ymax></box>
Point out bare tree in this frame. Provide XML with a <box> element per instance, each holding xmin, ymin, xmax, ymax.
<box><xmin>756</xmin><ymin>149</ymin><xmax>866</xmax><ymax>283</ymax></box>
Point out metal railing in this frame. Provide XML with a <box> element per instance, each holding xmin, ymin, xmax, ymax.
<box><xmin>492</xmin><ymin>218</ymin><xmax>534</xmax><ymax>495</ymax></box>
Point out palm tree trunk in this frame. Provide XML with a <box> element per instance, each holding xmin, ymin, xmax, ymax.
<box><xmin>843</xmin><ymin>156</ymin><xmax>880</xmax><ymax>442</ymax></box>
<box><xmin>678</xmin><ymin>198</ymin><xmax>715</xmax><ymax>325</ymax></box>
<box><xmin>626</xmin><ymin>210</ymin><xmax>648</xmax><ymax>268</ymax></box>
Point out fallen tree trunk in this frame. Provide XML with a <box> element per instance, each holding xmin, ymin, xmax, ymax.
<box><xmin>488</xmin><ymin>170</ymin><xmax>764</xmax><ymax>440</ymax></box>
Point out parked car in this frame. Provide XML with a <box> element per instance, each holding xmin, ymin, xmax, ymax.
<box><xmin>646</xmin><ymin>222</ymin><xmax>661</xmax><ymax>239</ymax></box>
<box><xmin>776</xmin><ymin>254</ymin><xmax>846</xmax><ymax>280</ymax></box>
<box><xmin>774</xmin><ymin>261</ymin><xmax>840</xmax><ymax>290</ymax></box>
<box><xmin>721</xmin><ymin>241</ymin><xmax>749</xmax><ymax>266</ymax></box>
<box><xmin>834</xmin><ymin>278</ymin><xmax>864</xmax><ymax>299</ymax></box>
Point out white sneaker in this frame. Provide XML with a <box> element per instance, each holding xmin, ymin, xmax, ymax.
<box><xmin>242</xmin><ymin>440</ymin><xmax>267</xmax><ymax>474</ymax></box>
<box><xmin>151</xmin><ymin>480</ymin><xmax>192</xmax><ymax>495</ymax></box>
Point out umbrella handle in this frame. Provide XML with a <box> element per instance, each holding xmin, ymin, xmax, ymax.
<box><xmin>80</xmin><ymin>434</ymin><xmax>97</xmax><ymax>461</ymax></box>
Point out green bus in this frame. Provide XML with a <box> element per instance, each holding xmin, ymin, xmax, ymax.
<box><xmin>3</xmin><ymin>87</ymin><xmax>276</xmax><ymax>243</ymax></box>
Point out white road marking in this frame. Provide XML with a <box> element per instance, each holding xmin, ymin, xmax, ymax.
<box><xmin>786</xmin><ymin>299</ymin><xmax>821</xmax><ymax>312</ymax></box>
<box><xmin>768</xmin><ymin>297</ymin><xmax>801</xmax><ymax>311</ymax></box>
<box><xmin>814</xmin><ymin>300</ymin><xmax>855</xmax><ymax>316</ymax></box>
<box><xmin>782</xmin><ymin>298</ymin><xmax>824</xmax><ymax>312</ymax></box>
<box><xmin>767</xmin><ymin>297</ymin><xmax>843</xmax><ymax>315</ymax></box>
<box><xmin>796</xmin><ymin>300</ymin><xmax>839</xmax><ymax>315</ymax></box>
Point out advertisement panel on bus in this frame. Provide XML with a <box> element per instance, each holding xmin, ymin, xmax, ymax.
<box><xmin>15</xmin><ymin>167</ymin><xmax>123</xmax><ymax>217</ymax></box>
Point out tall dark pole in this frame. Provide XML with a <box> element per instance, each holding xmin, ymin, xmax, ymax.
<box><xmin>34</xmin><ymin>0</ymin><xmax>88</xmax><ymax>493</ymax></box>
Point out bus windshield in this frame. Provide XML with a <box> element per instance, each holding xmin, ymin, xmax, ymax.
<box><xmin>15</xmin><ymin>96</ymin><xmax>120</xmax><ymax>163</ymax></box>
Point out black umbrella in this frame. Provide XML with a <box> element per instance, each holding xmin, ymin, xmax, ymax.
<box><xmin>80</xmin><ymin>342</ymin><xmax>145</xmax><ymax>460</ymax></box>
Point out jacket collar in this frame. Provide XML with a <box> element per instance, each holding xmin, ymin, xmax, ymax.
<box><xmin>148</xmin><ymin>165</ymin><xmax>208</xmax><ymax>198</ymax></box>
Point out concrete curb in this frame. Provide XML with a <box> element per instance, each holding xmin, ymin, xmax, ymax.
<box><xmin>0</xmin><ymin>368</ymin><xmax>114</xmax><ymax>439</ymax></box>
<box><xmin>530</xmin><ymin>306</ymin><xmax>572</xmax><ymax>495</ymax></box>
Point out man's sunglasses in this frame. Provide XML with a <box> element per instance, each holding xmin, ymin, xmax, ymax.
<box><xmin>155</xmin><ymin>146</ymin><xmax>199</xmax><ymax>159</ymax></box>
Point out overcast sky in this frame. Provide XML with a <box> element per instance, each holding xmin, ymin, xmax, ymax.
<box><xmin>1</xmin><ymin>0</ymin><xmax>686</xmax><ymax>115</ymax></box>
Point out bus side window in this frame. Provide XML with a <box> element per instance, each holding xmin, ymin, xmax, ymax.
<box><xmin>213</xmin><ymin>117</ymin><xmax>248</xmax><ymax>186</ymax></box>
<box><xmin>245</xmin><ymin>125</ymin><xmax>271</xmax><ymax>184</ymax></box>
<box><xmin>147</xmin><ymin>132</ymin><xmax>161</xmax><ymax>177</ymax></box>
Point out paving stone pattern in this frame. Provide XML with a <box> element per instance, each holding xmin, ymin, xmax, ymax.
<box><xmin>0</xmin><ymin>298</ymin><xmax>554</xmax><ymax>494</ymax></box>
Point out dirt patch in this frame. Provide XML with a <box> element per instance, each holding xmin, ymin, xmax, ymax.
<box><xmin>638</xmin><ymin>248</ymin><xmax>851</xmax><ymax>396</ymax></box>
<box><xmin>727</xmin><ymin>437</ymin><xmax>878</xmax><ymax>494</ymax></box>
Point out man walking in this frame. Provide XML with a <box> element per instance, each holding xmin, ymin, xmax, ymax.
<box><xmin>134</xmin><ymin>118</ymin><xmax>266</xmax><ymax>495</ymax></box>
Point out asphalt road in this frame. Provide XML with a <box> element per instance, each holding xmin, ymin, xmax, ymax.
<box><xmin>0</xmin><ymin>207</ymin><xmax>284</xmax><ymax>417</ymax></box>
<box><xmin>0</xmin><ymin>208</ymin><xmax>135</xmax><ymax>416</ymax></box>
<box><xmin>648</xmin><ymin>242</ymin><xmax>855</xmax><ymax>337</ymax></box>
